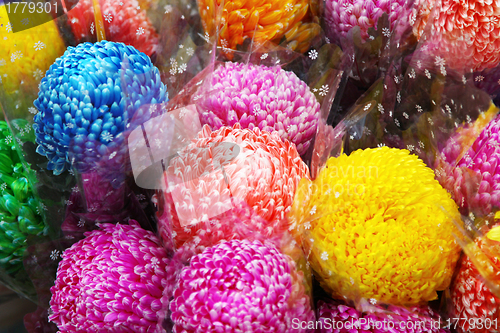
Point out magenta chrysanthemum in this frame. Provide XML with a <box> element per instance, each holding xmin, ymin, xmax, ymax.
<box><xmin>49</xmin><ymin>222</ymin><xmax>178</xmax><ymax>333</ymax></box>
<box><xmin>198</xmin><ymin>62</ymin><xmax>320</xmax><ymax>156</ymax></box>
<box><xmin>316</xmin><ymin>299</ymin><xmax>449</xmax><ymax>333</ymax></box>
<box><xmin>157</xmin><ymin>124</ymin><xmax>310</xmax><ymax>248</ymax></box>
<box><xmin>440</xmin><ymin>114</ymin><xmax>500</xmax><ymax>215</ymax></box>
<box><xmin>324</xmin><ymin>0</ymin><xmax>407</xmax><ymax>41</ymax></box>
<box><xmin>170</xmin><ymin>239</ymin><xmax>315</xmax><ymax>333</ymax></box>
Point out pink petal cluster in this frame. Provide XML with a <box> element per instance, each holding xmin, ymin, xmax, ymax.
<box><xmin>317</xmin><ymin>299</ymin><xmax>449</xmax><ymax>333</ymax></box>
<box><xmin>49</xmin><ymin>222</ymin><xmax>178</xmax><ymax>333</ymax></box>
<box><xmin>170</xmin><ymin>239</ymin><xmax>315</xmax><ymax>333</ymax></box>
<box><xmin>414</xmin><ymin>0</ymin><xmax>500</xmax><ymax>71</ymax></box>
<box><xmin>440</xmin><ymin>115</ymin><xmax>500</xmax><ymax>215</ymax></box>
<box><xmin>324</xmin><ymin>0</ymin><xmax>407</xmax><ymax>41</ymax></box>
<box><xmin>157</xmin><ymin>124</ymin><xmax>310</xmax><ymax>248</ymax></box>
<box><xmin>198</xmin><ymin>62</ymin><xmax>320</xmax><ymax>156</ymax></box>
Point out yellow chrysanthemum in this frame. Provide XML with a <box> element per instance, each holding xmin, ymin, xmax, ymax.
<box><xmin>198</xmin><ymin>0</ymin><xmax>321</xmax><ymax>54</ymax></box>
<box><xmin>289</xmin><ymin>147</ymin><xmax>461</xmax><ymax>305</ymax></box>
<box><xmin>0</xmin><ymin>6</ymin><xmax>65</xmax><ymax>118</ymax></box>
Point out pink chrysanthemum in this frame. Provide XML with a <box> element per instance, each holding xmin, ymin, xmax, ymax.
<box><xmin>66</xmin><ymin>0</ymin><xmax>158</xmax><ymax>56</ymax></box>
<box><xmin>49</xmin><ymin>222</ymin><xmax>178</xmax><ymax>333</ymax></box>
<box><xmin>157</xmin><ymin>124</ymin><xmax>310</xmax><ymax>248</ymax></box>
<box><xmin>440</xmin><ymin>113</ymin><xmax>500</xmax><ymax>215</ymax></box>
<box><xmin>170</xmin><ymin>239</ymin><xmax>315</xmax><ymax>333</ymax></box>
<box><xmin>324</xmin><ymin>0</ymin><xmax>407</xmax><ymax>41</ymax></box>
<box><xmin>198</xmin><ymin>62</ymin><xmax>320</xmax><ymax>156</ymax></box>
<box><xmin>317</xmin><ymin>299</ymin><xmax>449</xmax><ymax>333</ymax></box>
<box><xmin>414</xmin><ymin>0</ymin><xmax>500</xmax><ymax>71</ymax></box>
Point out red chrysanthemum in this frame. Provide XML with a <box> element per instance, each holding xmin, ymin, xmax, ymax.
<box><xmin>157</xmin><ymin>124</ymin><xmax>310</xmax><ymax>248</ymax></box>
<box><xmin>66</xmin><ymin>0</ymin><xmax>158</xmax><ymax>56</ymax></box>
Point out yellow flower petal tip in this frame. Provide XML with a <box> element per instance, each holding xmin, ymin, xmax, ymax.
<box><xmin>487</xmin><ymin>225</ymin><xmax>500</xmax><ymax>242</ymax></box>
<box><xmin>290</xmin><ymin>147</ymin><xmax>462</xmax><ymax>305</ymax></box>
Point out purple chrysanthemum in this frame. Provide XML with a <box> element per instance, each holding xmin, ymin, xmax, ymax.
<box><xmin>197</xmin><ymin>62</ymin><xmax>320</xmax><ymax>156</ymax></box>
<box><xmin>439</xmin><ymin>113</ymin><xmax>500</xmax><ymax>215</ymax></box>
<box><xmin>49</xmin><ymin>222</ymin><xmax>179</xmax><ymax>333</ymax></box>
<box><xmin>324</xmin><ymin>0</ymin><xmax>407</xmax><ymax>41</ymax></box>
<box><xmin>170</xmin><ymin>239</ymin><xmax>315</xmax><ymax>333</ymax></box>
<box><xmin>316</xmin><ymin>299</ymin><xmax>449</xmax><ymax>333</ymax></box>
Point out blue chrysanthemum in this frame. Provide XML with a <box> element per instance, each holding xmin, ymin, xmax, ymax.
<box><xmin>33</xmin><ymin>41</ymin><xmax>167</xmax><ymax>175</ymax></box>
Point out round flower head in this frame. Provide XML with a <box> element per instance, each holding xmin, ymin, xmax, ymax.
<box><xmin>0</xmin><ymin>120</ymin><xmax>45</xmax><ymax>275</ymax></box>
<box><xmin>198</xmin><ymin>0</ymin><xmax>320</xmax><ymax>54</ymax></box>
<box><xmin>439</xmin><ymin>110</ymin><xmax>500</xmax><ymax>215</ymax></box>
<box><xmin>451</xmin><ymin>250</ymin><xmax>500</xmax><ymax>333</ymax></box>
<box><xmin>157</xmin><ymin>124</ymin><xmax>310</xmax><ymax>248</ymax></box>
<box><xmin>170</xmin><ymin>239</ymin><xmax>314</xmax><ymax>333</ymax></box>
<box><xmin>49</xmin><ymin>222</ymin><xmax>178</xmax><ymax>333</ymax></box>
<box><xmin>324</xmin><ymin>0</ymin><xmax>407</xmax><ymax>42</ymax></box>
<box><xmin>414</xmin><ymin>0</ymin><xmax>500</xmax><ymax>71</ymax></box>
<box><xmin>317</xmin><ymin>299</ymin><xmax>449</xmax><ymax>333</ymax></box>
<box><xmin>289</xmin><ymin>147</ymin><xmax>461</xmax><ymax>305</ymax></box>
<box><xmin>66</xmin><ymin>0</ymin><xmax>158</xmax><ymax>56</ymax></box>
<box><xmin>198</xmin><ymin>62</ymin><xmax>320</xmax><ymax>156</ymax></box>
<box><xmin>33</xmin><ymin>41</ymin><xmax>167</xmax><ymax>175</ymax></box>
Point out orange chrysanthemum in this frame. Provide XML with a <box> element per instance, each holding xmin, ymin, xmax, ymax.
<box><xmin>198</xmin><ymin>0</ymin><xmax>321</xmax><ymax>54</ymax></box>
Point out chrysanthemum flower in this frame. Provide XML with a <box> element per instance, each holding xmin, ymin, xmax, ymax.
<box><xmin>198</xmin><ymin>62</ymin><xmax>320</xmax><ymax>156</ymax></box>
<box><xmin>317</xmin><ymin>299</ymin><xmax>449</xmax><ymax>333</ymax></box>
<box><xmin>0</xmin><ymin>5</ymin><xmax>65</xmax><ymax>116</ymax></box>
<box><xmin>414</xmin><ymin>0</ymin><xmax>500</xmax><ymax>71</ymax></box>
<box><xmin>170</xmin><ymin>239</ymin><xmax>314</xmax><ymax>333</ymax></box>
<box><xmin>0</xmin><ymin>120</ymin><xmax>45</xmax><ymax>275</ymax></box>
<box><xmin>33</xmin><ymin>41</ymin><xmax>167</xmax><ymax>175</ymax></box>
<box><xmin>65</xmin><ymin>0</ymin><xmax>158</xmax><ymax>56</ymax></box>
<box><xmin>198</xmin><ymin>0</ymin><xmax>320</xmax><ymax>54</ymax></box>
<box><xmin>439</xmin><ymin>107</ymin><xmax>500</xmax><ymax>215</ymax></box>
<box><xmin>157</xmin><ymin>124</ymin><xmax>310</xmax><ymax>248</ymax></box>
<box><xmin>451</xmin><ymin>251</ymin><xmax>500</xmax><ymax>333</ymax></box>
<box><xmin>289</xmin><ymin>147</ymin><xmax>461</xmax><ymax>305</ymax></box>
<box><xmin>49</xmin><ymin>222</ymin><xmax>179</xmax><ymax>333</ymax></box>
<box><xmin>324</xmin><ymin>0</ymin><xmax>408</xmax><ymax>42</ymax></box>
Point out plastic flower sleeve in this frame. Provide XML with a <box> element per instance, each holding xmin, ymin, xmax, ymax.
<box><xmin>445</xmin><ymin>213</ymin><xmax>500</xmax><ymax>333</ymax></box>
<box><xmin>316</xmin><ymin>297</ymin><xmax>449</xmax><ymax>333</ymax></box>
<box><xmin>0</xmin><ymin>3</ymin><xmax>66</xmax><ymax>120</ymax></box>
<box><xmin>48</xmin><ymin>220</ymin><xmax>181</xmax><ymax>332</ymax></box>
<box><xmin>0</xmin><ymin>119</ymin><xmax>53</xmax><ymax>302</ymax></box>
<box><xmin>169</xmin><ymin>236</ymin><xmax>315</xmax><ymax>333</ymax></box>
<box><xmin>288</xmin><ymin>146</ymin><xmax>462</xmax><ymax>306</ymax></box>
<box><xmin>195</xmin><ymin>0</ymin><xmax>322</xmax><ymax>58</ymax></box>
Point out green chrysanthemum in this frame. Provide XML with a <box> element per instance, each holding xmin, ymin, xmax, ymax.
<box><xmin>0</xmin><ymin>120</ymin><xmax>45</xmax><ymax>275</ymax></box>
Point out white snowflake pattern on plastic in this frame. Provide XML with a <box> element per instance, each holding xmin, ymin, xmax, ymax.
<box><xmin>308</xmin><ymin>49</ymin><xmax>318</xmax><ymax>60</ymax></box>
<box><xmin>104</xmin><ymin>13</ymin><xmax>113</xmax><ymax>23</ymax></box>
<box><xmin>28</xmin><ymin>107</ymin><xmax>38</xmax><ymax>115</ymax></box>
<box><xmin>285</xmin><ymin>3</ymin><xmax>293</xmax><ymax>11</ymax></box>
<box><xmin>77</xmin><ymin>219</ymin><xmax>85</xmax><ymax>228</ymax></box>
<box><xmin>475</xmin><ymin>75</ymin><xmax>484</xmax><ymax>82</ymax></box>
<box><xmin>382</xmin><ymin>27</ymin><xmax>391</xmax><ymax>37</ymax></box>
<box><xmin>260</xmin><ymin>53</ymin><xmax>268</xmax><ymax>60</ymax></box>
<box><xmin>321</xmin><ymin>252</ymin><xmax>329</xmax><ymax>261</ymax></box>
<box><xmin>50</xmin><ymin>249</ymin><xmax>61</xmax><ymax>261</ymax></box>
<box><xmin>33</xmin><ymin>68</ymin><xmax>44</xmax><ymax>80</ymax></box>
<box><xmin>136</xmin><ymin>27</ymin><xmax>145</xmax><ymax>36</ymax></box>
<box><xmin>186</xmin><ymin>47</ymin><xmax>194</xmax><ymax>56</ymax></box>
<box><xmin>0</xmin><ymin>183</ymin><xmax>7</xmax><ymax>191</ymax></box>
<box><xmin>34</xmin><ymin>41</ymin><xmax>45</xmax><ymax>51</ymax></box>
<box><xmin>10</xmin><ymin>51</ymin><xmax>23</xmax><ymax>62</ymax></box>
<box><xmin>101</xmin><ymin>131</ymin><xmax>113</xmax><ymax>142</ymax></box>
<box><xmin>90</xmin><ymin>22</ymin><xmax>95</xmax><ymax>34</ymax></box>
<box><xmin>5</xmin><ymin>23</ymin><xmax>12</xmax><ymax>33</ymax></box>
<box><xmin>319</xmin><ymin>85</ymin><xmax>329</xmax><ymax>96</ymax></box>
